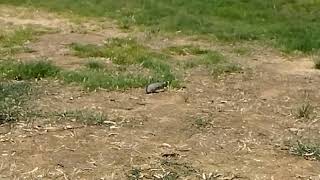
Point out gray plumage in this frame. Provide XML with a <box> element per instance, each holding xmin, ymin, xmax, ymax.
<box><xmin>145</xmin><ymin>82</ymin><xmax>169</xmax><ymax>94</ymax></box>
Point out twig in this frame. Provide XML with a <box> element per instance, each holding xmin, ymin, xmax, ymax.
<box><xmin>22</xmin><ymin>167</ymin><xmax>39</xmax><ymax>175</ymax></box>
<box><xmin>34</xmin><ymin>125</ymin><xmax>86</xmax><ymax>132</ymax></box>
<box><xmin>56</xmin><ymin>168</ymin><xmax>69</xmax><ymax>180</ymax></box>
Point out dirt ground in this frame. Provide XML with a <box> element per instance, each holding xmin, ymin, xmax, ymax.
<box><xmin>0</xmin><ymin>5</ymin><xmax>320</xmax><ymax>180</ymax></box>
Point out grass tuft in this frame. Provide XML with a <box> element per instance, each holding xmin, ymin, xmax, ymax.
<box><xmin>295</xmin><ymin>102</ymin><xmax>314</xmax><ymax>119</ymax></box>
<box><xmin>2</xmin><ymin>0</ymin><xmax>320</xmax><ymax>52</ymax></box>
<box><xmin>199</xmin><ymin>51</ymin><xmax>225</xmax><ymax>66</ymax></box>
<box><xmin>127</xmin><ymin>167</ymin><xmax>142</xmax><ymax>180</ymax></box>
<box><xmin>182</xmin><ymin>51</ymin><xmax>241</xmax><ymax>75</ymax></box>
<box><xmin>70</xmin><ymin>38</ymin><xmax>179</xmax><ymax>87</ymax></box>
<box><xmin>165</xmin><ymin>45</ymin><xmax>209</xmax><ymax>56</ymax></box>
<box><xmin>139</xmin><ymin>57</ymin><xmax>177</xmax><ymax>83</ymax></box>
<box><xmin>0</xmin><ymin>82</ymin><xmax>31</xmax><ymax>124</ymax></box>
<box><xmin>85</xmin><ymin>59</ymin><xmax>104</xmax><ymax>70</ymax></box>
<box><xmin>61</xmin><ymin>69</ymin><xmax>149</xmax><ymax>90</ymax></box>
<box><xmin>70</xmin><ymin>43</ymin><xmax>105</xmax><ymax>58</ymax></box>
<box><xmin>210</xmin><ymin>63</ymin><xmax>241</xmax><ymax>76</ymax></box>
<box><xmin>290</xmin><ymin>141</ymin><xmax>320</xmax><ymax>161</ymax></box>
<box><xmin>0</xmin><ymin>57</ymin><xmax>177</xmax><ymax>91</ymax></box>
<box><xmin>0</xmin><ymin>60</ymin><xmax>60</xmax><ymax>80</ymax></box>
<box><xmin>70</xmin><ymin>38</ymin><xmax>153</xmax><ymax>65</ymax></box>
<box><xmin>233</xmin><ymin>47</ymin><xmax>251</xmax><ymax>56</ymax></box>
<box><xmin>0</xmin><ymin>27</ymin><xmax>41</xmax><ymax>56</ymax></box>
<box><xmin>193</xmin><ymin>117</ymin><xmax>211</xmax><ymax>129</ymax></box>
<box><xmin>58</xmin><ymin>110</ymin><xmax>106</xmax><ymax>125</ymax></box>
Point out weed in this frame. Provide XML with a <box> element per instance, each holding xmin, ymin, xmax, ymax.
<box><xmin>118</xmin><ymin>15</ymin><xmax>135</xmax><ymax>30</ymax></box>
<box><xmin>161</xmin><ymin>172</ymin><xmax>179</xmax><ymax>180</ymax></box>
<box><xmin>0</xmin><ymin>82</ymin><xmax>31</xmax><ymax>124</ymax></box>
<box><xmin>295</xmin><ymin>102</ymin><xmax>314</xmax><ymax>119</ymax></box>
<box><xmin>0</xmin><ymin>59</ymin><xmax>60</xmax><ymax>80</ymax></box>
<box><xmin>193</xmin><ymin>117</ymin><xmax>210</xmax><ymax>129</ymax></box>
<box><xmin>290</xmin><ymin>141</ymin><xmax>320</xmax><ymax>160</ymax></box>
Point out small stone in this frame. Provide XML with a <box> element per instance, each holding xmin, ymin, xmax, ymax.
<box><xmin>159</xmin><ymin>143</ymin><xmax>172</xmax><ymax>148</ymax></box>
<box><xmin>196</xmin><ymin>88</ymin><xmax>203</xmax><ymax>93</ymax></box>
<box><xmin>289</xmin><ymin>128</ymin><xmax>299</xmax><ymax>132</ymax></box>
<box><xmin>110</xmin><ymin>126</ymin><xmax>119</xmax><ymax>129</ymax></box>
<box><xmin>103</xmin><ymin>121</ymin><xmax>117</xmax><ymax>125</ymax></box>
<box><xmin>129</xmin><ymin>96</ymin><xmax>139</xmax><ymax>100</ymax></box>
<box><xmin>140</xmin><ymin>164</ymin><xmax>151</xmax><ymax>170</ymax></box>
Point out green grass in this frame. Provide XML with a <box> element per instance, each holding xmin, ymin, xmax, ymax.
<box><xmin>0</xmin><ymin>27</ymin><xmax>40</xmax><ymax>56</ymax></box>
<box><xmin>0</xmin><ymin>59</ymin><xmax>60</xmax><ymax>80</ymax></box>
<box><xmin>0</xmin><ymin>59</ymin><xmax>147</xmax><ymax>90</ymax></box>
<box><xmin>61</xmin><ymin>69</ymin><xmax>149</xmax><ymax>90</ymax></box>
<box><xmin>291</xmin><ymin>141</ymin><xmax>320</xmax><ymax>160</ymax></box>
<box><xmin>2</xmin><ymin>0</ymin><xmax>320</xmax><ymax>52</ymax></box>
<box><xmin>139</xmin><ymin>57</ymin><xmax>177</xmax><ymax>84</ymax></box>
<box><xmin>0</xmin><ymin>82</ymin><xmax>31</xmax><ymax>124</ymax></box>
<box><xmin>0</xmin><ymin>49</ymin><xmax>234</xmax><ymax>91</ymax></box>
<box><xmin>193</xmin><ymin>117</ymin><xmax>211</xmax><ymax>129</ymax></box>
<box><xmin>85</xmin><ymin>59</ymin><xmax>104</xmax><ymax>70</ymax></box>
<box><xmin>70</xmin><ymin>38</ymin><xmax>179</xmax><ymax>86</ymax></box>
<box><xmin>0</xmin><ymin>59</ymin><xmax>176</xmax><ymax>91</ymax></box>
<box><xmin>198</xmin><ymin>51</ymin><xmax>225</xmax><ymax>66</ymax></box>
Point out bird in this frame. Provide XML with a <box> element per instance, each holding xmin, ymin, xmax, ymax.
<box><xmin>145</xmin><ymin>81</ymin><xmax>169</xmax><ymax>94</ymax></box>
